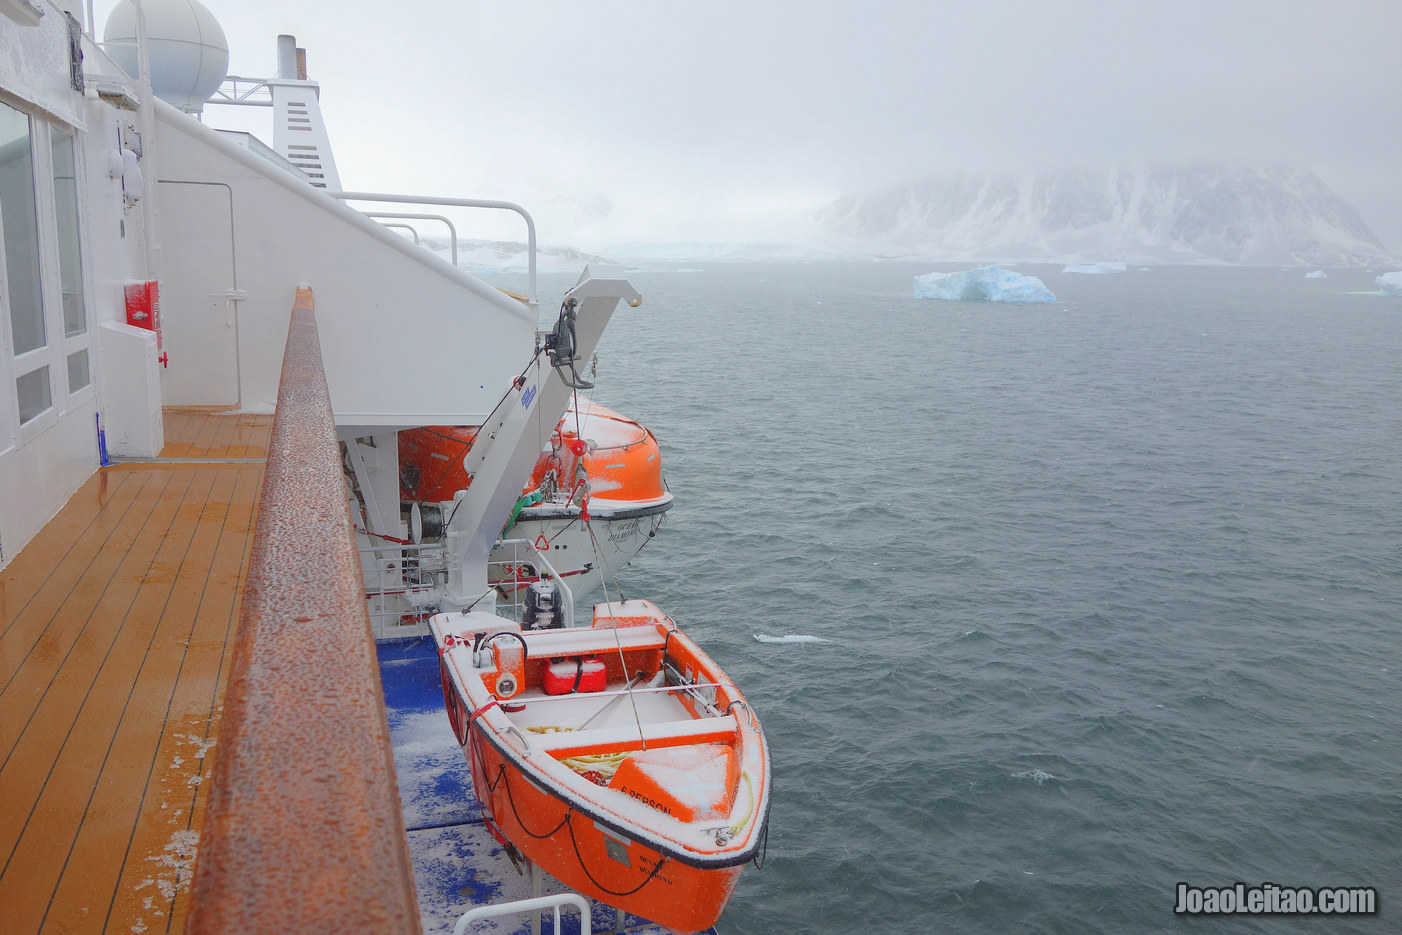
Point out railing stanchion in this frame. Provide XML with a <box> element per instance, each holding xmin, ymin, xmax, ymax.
<box><xmin>330</xmin><ymin>192</ymin><xmax>538</xmax><ymax>309</ymax></box>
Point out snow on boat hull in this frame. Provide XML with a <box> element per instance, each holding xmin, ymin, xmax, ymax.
<box><xmin>432</xmin><ymin>600</ymin><xmax>769</xmax><ymax>933</ymax></box>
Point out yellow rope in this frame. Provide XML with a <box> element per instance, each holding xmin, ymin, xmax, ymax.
<box><xmin>729</xmin><ymin>771</ymin><xmax>755</xmax><ymax>834</ymax></box>
<box><xmin>527</xmin><ymin>726</ymin><xmax>628</xmax><ymax>781</ymax></box>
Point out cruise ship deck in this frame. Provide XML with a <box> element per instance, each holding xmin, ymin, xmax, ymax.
<box><xmin>0</xmin><ymin>408</ymin><xmax>704</xmax><ymax>935</ymax></box>
<box><xmin>0</xmin><ymin>409</ymin><xmax>270</xmax><ymax>935</ymax></box>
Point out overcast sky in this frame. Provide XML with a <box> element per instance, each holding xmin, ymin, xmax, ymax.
<box><xmin>94</xmin><ymin>0</ymin><xmax>1402</xmax><ymax>250</ymax></box>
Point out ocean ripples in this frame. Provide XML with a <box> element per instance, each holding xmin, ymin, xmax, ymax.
<box><xmin>525</xmin><ymin>264</ymin><xmax>1402</xmax><ymax>933</ymax></box>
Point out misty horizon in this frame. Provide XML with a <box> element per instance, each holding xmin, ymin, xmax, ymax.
<box><xmin>93</xmin><ymin>0</ymin><xmax>1402</xmax><ymax>252</ymax></box>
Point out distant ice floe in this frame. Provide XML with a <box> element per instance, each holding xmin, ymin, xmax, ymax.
<box><xmin>914</xmin><ymin>265</ymin><xmax>1055</xmax><ymax>303</ymax></box>
<box><xmin>753</xmin><ymin>634</ymin><xmax>829</xmax><ymax>644</ymax></box>
<box><xmin>1062</xmin><ymin>261</ymin><xmax>1127</xmax><ymax>274</ymax></box>
<box><xmin>1305</xmin><ymin>270</ymin><xmax>1328</xmax><ymax>279</ymax></box>
<box><xmin>1377</xmin><ymin>271</ymin><xmax>1402</xmax><ymax>295</ymax></box>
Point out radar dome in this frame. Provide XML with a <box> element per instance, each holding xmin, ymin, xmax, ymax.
<box><xmin>104</xmin><ymin>0</ymin><xmax>230</xmax><ymax>114</ymax></box>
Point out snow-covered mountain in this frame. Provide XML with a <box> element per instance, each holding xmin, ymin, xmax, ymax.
<box><xmin>814</xmin><ymin>165</ymin><xmax>1395</xmax><ymax>267</ymax></box>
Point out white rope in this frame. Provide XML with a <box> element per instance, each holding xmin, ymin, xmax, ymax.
<box><xmin>587</xmin><ymin>514</ymin><xmax>647</xmax><ymax>749</ymax></box>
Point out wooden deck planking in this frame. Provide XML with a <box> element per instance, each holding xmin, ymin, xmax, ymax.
<box><xmin>0</xmin><ymin>412</ymin><xmax>268</xmax><ymax>935</ymax></box>
<box><xmin>158</xmin><ymin>410</ymin><xmax>203</xmax><ymax>454</ymax></box>
<box><xmin>0</xmin><ymin>470</ymin><xmax>147</xmax><ymax>660</ymax></box>
<box><xmin>160</xmin><ymin>410</ymin><xmax>271</xmax><ymax>460</ymax></box>
<box><xmin>228</xmin><ymin>416</ymin><xmax>270</xmax><ymax>459</ymax></box>
<box><xmin>46</xmin><ymin>468</ymin><xmax>232</xmax><ymax>931</ymax></box>
<box><xmin>0</xmin><ymin>471</ymin><xmax>181</xmax><ymax>765</ymax></box>
<box><xmin>187</xmin><ymin>415</ymin><xmax>225</xmax><ymax>458</ymax></box>
<box><xmin>0</xmin><ymin>468</ymin><xmax>207</xmax><ymax>934</ymax></box>
<box><xmin>103</xmin><ymin>467</ymin><xmax>260</xmax><ymax>935</ymax></box>
<box><xmin>0</xmin><ymin>471</ymin><xmax>126</xmax><ymax>635</ymax></box>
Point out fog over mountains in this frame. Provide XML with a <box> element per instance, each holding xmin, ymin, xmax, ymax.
<box><xmin>814</xmin><ymin>165</ymin><xmax>1395</xmax><ymax>267</ymax></box>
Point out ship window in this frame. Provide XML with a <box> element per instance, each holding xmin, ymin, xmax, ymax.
<box><xmin>67</xmin><ymin>349</ymin><xmax>89</xmax><ymax>395</ymax></box>
<box><xmin>2</xmin><ymin>100</ymin><xmax>90</xmax><ymax>438</ymax></box>
<box><xmin>16</xmin><ymin>365</ymin><xmax>51</xmax><ymax>425</ymax></box>
<box><xmin>50</xmin><ymin>126</ymin><xmax>86</xmax><ymax>340</ymax></box>
<box><xmin>0</xmin><ymin>101</ymin><xmax>45</xmax><ymax>357</ymax></box>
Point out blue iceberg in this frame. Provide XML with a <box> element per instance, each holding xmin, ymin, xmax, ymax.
<box><xmin>1377</xmin><ymin>272</ymin><xmax>1402</xmax><ymax>295</ymax></box>
<box><xmin>915</xmin><ymin>265</ymin><xmax>1055</xmax><ymax>303</ymax></box>
<box><xmin>1305</xmin><ymin>270</ymin><xmax>1327</xmax><ymax>279</ymax></box>
<box><xmin>1063</xmin><ymin>261</ymin><xmax>1127</xmax><ymax>274</ymax></box>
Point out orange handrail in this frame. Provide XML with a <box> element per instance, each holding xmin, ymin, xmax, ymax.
<box><xmin>187</xmin><ymin>288</ymin><xmax>422</xmax><ymax>933</ymax></box>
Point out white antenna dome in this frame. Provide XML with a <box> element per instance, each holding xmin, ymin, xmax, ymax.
<box><xmin>104</xmin><ymin>0</ymin><xmax>230</xmax><ymax>114</ymax></box>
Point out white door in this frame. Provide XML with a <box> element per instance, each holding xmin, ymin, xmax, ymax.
<box><xmin>158</xmin><ymin>181</ymin><xmax>240</xmax><ymax>405</ymax></box>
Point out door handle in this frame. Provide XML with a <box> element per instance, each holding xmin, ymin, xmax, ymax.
<box><xmin>207</xmin><ymin>289</ymin><xmax>247</xmax><ymax>326</ymax></box>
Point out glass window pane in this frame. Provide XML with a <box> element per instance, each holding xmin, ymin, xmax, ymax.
<box><xmin>67</xmin><ymin>347</ymin><xmax>89</xmax><ymax>391</ymax></box>
<box><xmin>50</xmin><ymin>125</ymin><xmax>86</xmax><ymax>337</ymax></box>
<box><xmin>17</xmin><ymin>365</ymin><xmax>51</xmax><ymax>424</ymax></box>
<box><xmin>0</xmin><ymin>102</ymin><xmax>45</xmax><ymax>354</ymax></box>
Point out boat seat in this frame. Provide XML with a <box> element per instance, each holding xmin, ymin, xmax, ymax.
<box><xmin>521</xmin><ymin>624</ymin><xmax>668</xmax><ymax>659</ymax></box>
<box><xmin>529</xmin><ymin>715</ymin><xmax>736</xmax><ymax>759</ymax></box>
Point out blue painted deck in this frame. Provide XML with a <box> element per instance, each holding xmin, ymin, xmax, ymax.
<box><xmin>376</xmin><ymin>637</ymin><xmax>716</xmax><ymax>935</ymax></box>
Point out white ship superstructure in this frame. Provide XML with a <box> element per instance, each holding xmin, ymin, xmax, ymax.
<box><xmin>0</xmin><ymin>4</ymin><xmax>735</xmax><ymax>934</ymax></box>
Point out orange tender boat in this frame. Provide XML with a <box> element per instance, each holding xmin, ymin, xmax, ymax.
<box><xmin>432</xmin><ymin>599</ymin><xmax>770</xmax><ymax>933</ymax></box>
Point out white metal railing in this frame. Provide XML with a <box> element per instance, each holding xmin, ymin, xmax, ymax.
<box><xmin>359</xmin><ymin>540</ymin><xmax>446</xmax><ymax>639</ymax></box>
<box><xmin>358</xmin><ymin>536</ymin><xmax>575</xmax><ymax>636</ymax></box>
<box><xmin>364</xmin><ymin>211</ymin><xmax>459</xmax><ymax>263</ymax></box>
<box><xmin>453</xmin><ymin>893</ymin><xmax>591</xmax><ymax>935</ymax></box>
<box><xmin>329</xmin><ymin>191</ymin><xmax>538</xmax><ymax>307</ymax></box>
<box><xmin>377</xmin><ymin>222</ymin><xmax>420</xmax><ymax>244</ymax></box>
<box><xmin>207</xmin><ymin>75</ymin><xmax>275</xmax><ymax>106</ymax></box>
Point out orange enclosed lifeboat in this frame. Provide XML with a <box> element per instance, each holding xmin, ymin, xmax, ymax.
<box><xmin>398</xmin><ymin>399</ymin><xmax>668</xmax><ymax>510</ymax></box>
<box><xmin>398</xmin><ymin>400</ymin><xmax>672</xmax><ymax>601</ymax></box>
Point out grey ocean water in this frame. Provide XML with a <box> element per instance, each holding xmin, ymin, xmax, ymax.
<box><xmin>502</xmin><ymin>263</ymin><xmax>1402</xmax><ymax>933</ymax></box>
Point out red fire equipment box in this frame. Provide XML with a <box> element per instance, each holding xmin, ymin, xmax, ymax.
<box><xmin>124</xmin><ymin>280</ymin><xmax>161</xmax><ymax>348</ymax></box>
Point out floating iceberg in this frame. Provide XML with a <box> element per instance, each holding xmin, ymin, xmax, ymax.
<box><xmin>1377</xmin><ymin>272</ymin><xmax>1402</xmax><ymax>295</ymax></box>
<box><xmin>1305</xmin><ymin>270</ymin><xmax>1328</xmax><ymax>279</ymax></box>
<box><xmin>1062</xmin><ymin>261</ymin><xmax>1126</xmax><ymax>274</ymax></box>
<box><xmin>914</xmin><ymin>265</ymin><xmax>1055</xmax><ymax>303</ymax></box>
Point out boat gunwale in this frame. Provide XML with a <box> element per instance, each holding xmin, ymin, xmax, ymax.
<box><xmin>438</xmin><ymin>625</ymin><xmax>771</xmax><ymax>870</ymax></box>
<box><xmin>516</xmin><ymin>493</ymin><xmax>673</xmax><ymax>522</ymax></box>
<box><xmin>465</xmin><ymin>699</ymin><xmax>771</xmax><ymax>870</ymax></box>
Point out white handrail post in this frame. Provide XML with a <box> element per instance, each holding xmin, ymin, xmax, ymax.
<box><xmin>451</xmin><ymin>892</ymin><xmax>591</xmax><ymax>935</ymax></box>
<box><xmin>363</xmin><ymin>212</ymin><xmax>459</xmax><ymax>263</ymax></box>
<box><xmin>329</xmin><ymin>191</ymin><xmax>538</xmax><ymax>308</ymax></box>
<box><xmin>376</xmin><ymin>223</ymin><xmax>419</xmax><ymax>244</ymax></box>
